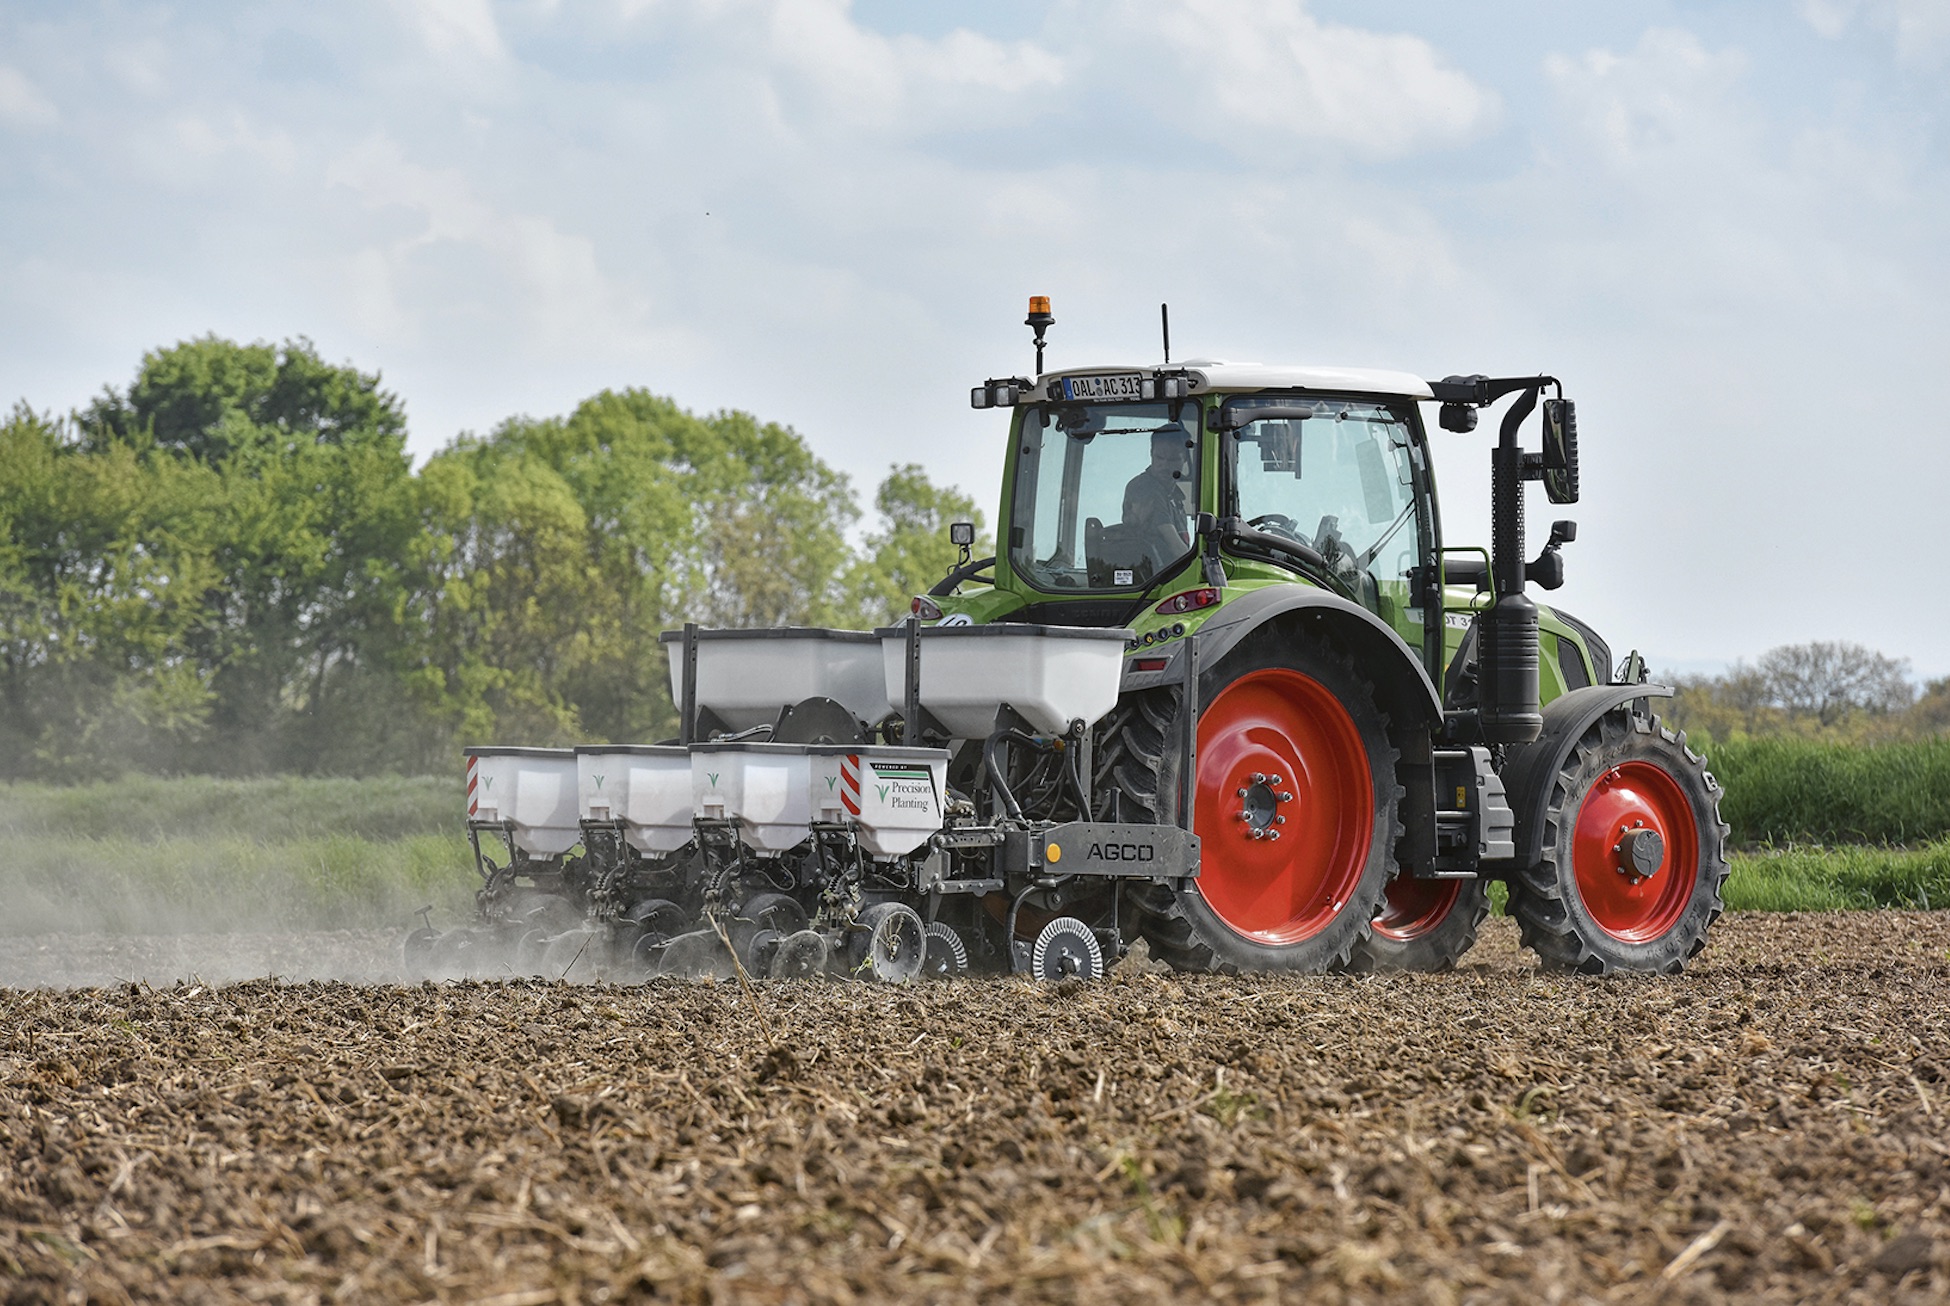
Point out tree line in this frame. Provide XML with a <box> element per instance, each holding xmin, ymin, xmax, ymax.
<box><xmin>1663</xmin><ymin>641</ymin><xmax>1950</xmax><ymax>744</ymax></box>
<box><xmin>0</xmin><ymin>337</ymin><xmax>983</xmax><ymax>780</ymax></box>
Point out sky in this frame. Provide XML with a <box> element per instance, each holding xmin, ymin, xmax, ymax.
<box><xmin>2</xmin><ymin>0</ymin><xmax>1947</xmax><ymax>679</ymax></box>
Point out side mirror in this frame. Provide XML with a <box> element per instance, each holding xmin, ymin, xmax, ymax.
<box><xmin>1526</xmin><ymin>520</ymin><xmax>1576</xmax><ymax>591</ymax></box>
<box><xmin>1541</xmin><ymin>399</ymin><xmax>1579</xmax><ymax>504</ymax></box>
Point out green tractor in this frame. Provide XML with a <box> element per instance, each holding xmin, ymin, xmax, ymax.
<box><xmin>919</xmin><ymin>298</ymin><xmax>1729</xmax><ymax>973</ymax></box>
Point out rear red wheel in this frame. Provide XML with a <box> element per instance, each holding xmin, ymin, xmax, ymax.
<box><xmin>1109</xmin><ymin>639</ymin><xmax>1397</xmax><ymax>973</ymax></box>
<box><xmin>1373</xmin><ymin>879</ymin><xmax>1461</xmax><ymax>939</ymax></box>
<box><xmin>1193</xmin><ymin>668</ymin><xmax>1376</xmax><ymax>944</ymax></box>
<box><xmin>1509</xmin><ymin>713</ymin><xmax>1729</xmax><ymax>974</ymax></box>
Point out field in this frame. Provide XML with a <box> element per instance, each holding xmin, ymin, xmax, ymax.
<box><xmin>3</xmin><ymin>914</ymin><xmax>1948</xmax><ymax>1304</ymax></box>
<box><xmin>4</xmin><ymin>774</ymin><xmax>1949</xmax><ymax>1301</ymax></box>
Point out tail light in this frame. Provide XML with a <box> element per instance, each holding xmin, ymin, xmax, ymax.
<box><xmin>1155</xmin><ymin>588</ymin><xmax>1221</xmax><ymax>616</ymax></box>
<box><xmin>911</xmin><ymin>596</ymin><xmax>944</xmax><ymax>621</ymax></box>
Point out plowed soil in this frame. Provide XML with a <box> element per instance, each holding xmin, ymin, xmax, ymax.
<box><xmin>3</xmin><ymin>913</ymin><xmax>1948</xmax><ymax>1304</ymax></box>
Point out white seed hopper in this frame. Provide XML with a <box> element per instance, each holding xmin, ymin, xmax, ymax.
<box><xmin>879</xmin><ymin>624</ymin><xmax>1133</xmax><ymax>738</ymax></box>
<box><xmin>464</xmin><ymin>747</ymin><xmax>580</xmax><ymax>856</ymax></box>
<box><xmin>574</xmin><ymin>745</ymin><xmax>694</xmax><ymax>855</ymax></box>
<box><xmin>690</xmin><ymin>742</ymin><xmax>814</xmax><ymax>852</ymax></box>
<box><xmin>808</xmin><ymin>745</ymin><xmax>950</xmax><ymax>857</ymax></box>
<box><xmin>662</xmin><ymin>627</ymin><xmax>892</xmax><ymax>731</ymax></box>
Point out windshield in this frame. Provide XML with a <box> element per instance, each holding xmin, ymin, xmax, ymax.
<box><xmin>1008</xmin><ymin>402</ymin><xmax>1199</xmax><ymax>592</ymax></box>
<box><xmin>1224</xmin><ymin>396</ymin><xmax>1426</xmax><ymax>614</ymax></box>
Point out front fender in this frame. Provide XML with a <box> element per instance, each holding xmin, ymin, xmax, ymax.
<box><xmin>1500</xmin><ymin>682</ymin><xmax>1677</xmax><ymax>866</ymax></box>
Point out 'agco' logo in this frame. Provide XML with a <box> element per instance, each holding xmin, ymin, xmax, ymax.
<box><xmin>1088</xmin><ymin>842</ymin><xmax>1156</xmax><ymax>862</ymax></box>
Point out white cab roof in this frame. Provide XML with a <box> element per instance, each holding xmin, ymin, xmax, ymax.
<box><xmin>1033</xmin><ymin>359</ymin><xmax>1433</xmax><ymax>401</ymax></box>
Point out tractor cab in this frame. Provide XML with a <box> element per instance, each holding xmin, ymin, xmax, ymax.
<box><xmin>976</xmin><ymin>362</ymin><xmax>1445</xmax><ymax>681</ymax></box>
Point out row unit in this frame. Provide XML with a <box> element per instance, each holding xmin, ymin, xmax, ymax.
<box><xmin>465</xmin><ymin>743</ymin><xmax>951</xmax><ymax>859</ymax></box>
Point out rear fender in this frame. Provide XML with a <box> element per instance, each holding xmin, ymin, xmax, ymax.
<box><xmin>1499</xmin><ymin>682</ymin><xmax>1677</xmax><ymax>866</ymax></box>
<box><xmin>1203</xmin><ymin>587</ymin><xmax>1441</xmax><ymax>733</ymax></box>
<box><xmin>1118</xmin><ymin>586</ymin><xmax>1445</xmax><ymax>871</ymax></box>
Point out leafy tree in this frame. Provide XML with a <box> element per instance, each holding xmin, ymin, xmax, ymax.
<box><xmin>0</xmin><ymin>406</ymin><xmax>219</xmax><ymax>778</ymax></box>
<box><xmin>5</xmin><ymin>340</ymin><xmax>997</xmax><ymax>776</ymax></box>
<box><xmin>80</xmin><ymin>335</ymin><xmax>405</xmax><ymax>462</ymax></box>
<box><xmin>845</xmin><ymin>463</ymin><xmax>989</xmax><ymax>626</ymax></box>
<box><xmin>73</xmin><ymin>338</ymin><xmax>423</xmax><ymax>774</ymax></box>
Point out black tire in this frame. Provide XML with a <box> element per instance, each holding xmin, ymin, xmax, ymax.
<box><xmin>1508</xmin><ymin>712</ymin><xmax>1730</xmax><ymax>974</ymax></box>
<box><xmin>1097</xmin><ymin>635</ymin><xmax>1400</xmax><ymax>973</ymax></box>
<box><xmin>1345</xmin><ymin>877</ymin><xmax>1491</xmax><ymax>973</ymax></box>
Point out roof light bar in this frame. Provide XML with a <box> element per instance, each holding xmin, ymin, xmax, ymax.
<box><xmin>970</xmin><ymin>377</ymin><xmax>1031</xmax><ymax>409</ymax></box>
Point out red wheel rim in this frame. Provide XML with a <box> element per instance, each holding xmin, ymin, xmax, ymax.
<box><xmin>1194</xmin><ymin>668</ymin><xmax>1374</xmax><ymax>944</ymax></box>
<box><xmin>1372</xmin><ymin>878</ymin><xmax>1462</xmax><ymax>941</ymax></box>
<box><xmin>1571</xmin><ymin>760</ymin><xmax>1698</xmax><ymax>941</ymax></box>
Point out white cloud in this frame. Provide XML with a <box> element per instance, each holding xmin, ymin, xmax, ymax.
<box><xmin>324</xmin><ymin>135</ymin><xmax>668</xmax><ymax>359</ymax></box>
<box><xmin>1117</xmin><ymin>0</ymin><xmax>1499</xmax><ymax>158</ymax></box>
<box><xmin>1543</xmin><ymin>28</ymin><xmax>1749</xmax><ymax>169</ymax></box>
<box><xmin>0</xmin><ymin>65</ymin><xmax>58</xmax><ymax>128</ymax></box>
<box><xmin>408</xmin><ymin>0</ymin><xmax>509</xmax><ymax>61</ymax></box>
<box><xmin>618</xmin><ymin>0</ymin><xmax>1063</xmax><ymax>139</ymax></box>
<box><xmin>1802</xmin><ymin>0</ymin><xmax>1950</xmax><ymax>65</ymax></box>
<box><xmin>170</xmin><ymin>112</ymin><xmax>300</xmax><ymax>172</ymax></box>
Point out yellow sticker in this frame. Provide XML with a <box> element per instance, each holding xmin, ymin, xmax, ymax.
<box><xmin>1046</xmin><ymin>843</ymin><xmax>1062</xmax><ymax>863</ymax></box>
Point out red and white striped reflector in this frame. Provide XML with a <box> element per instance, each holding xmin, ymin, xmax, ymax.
<box><xmin>841</xmin><ymin>753</ymin><xmax>861</xmax><ymax>816</ymax></box>
<box><xmin>466</xmin><ymin>755</ymin><xmax>479</xmax><ymax>817</ymax></box>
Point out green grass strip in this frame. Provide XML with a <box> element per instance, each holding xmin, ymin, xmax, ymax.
<box><xmin>1486</xmin><ymin>840</ymin><xmax>1950</xmax><ymax>917</ymax></box>
<box><xmin>0</xmin><ymin>834</ymin><xmax>477</xmax><ymax>935</ymax></box>
<box><xmin>0</xmin><ymin>775</ymin><xmax>459</xmax><ymax>843</ymax></box>
<box><xmin>1723</xmin><ymin>840</ymin><xmax>1950</xmax><ymax>913</ymax></box>
<box><xmin>1705</xmin><ymin>736</ymin><xmax>1950</xmax><ymax>846</ymax></box>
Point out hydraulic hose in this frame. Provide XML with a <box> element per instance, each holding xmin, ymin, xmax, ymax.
<box><xmin>982</xmin><ymin>728</ymin><xmax>1035</xmax><ymax>820</ymax></box>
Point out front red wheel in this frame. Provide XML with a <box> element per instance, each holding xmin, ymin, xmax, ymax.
<box><xmin>1509</xmin><ymin>713</ymin><xmax>1730</xmax><ymax>974</ymax></box>
<box><xmin>1571</xmin><ymin>761</ymin><xmax>1699</xmax><ymax>941</ymax></box>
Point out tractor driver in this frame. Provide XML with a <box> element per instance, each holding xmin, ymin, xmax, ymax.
<box><xmin>1122</xmin><ymin>422</ymin><xmax>1194</xmax><ymax>571</ymax></box>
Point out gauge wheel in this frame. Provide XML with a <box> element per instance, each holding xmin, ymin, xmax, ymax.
<box><xmin>1344</xmin><ymin>875</ymin><xmax>1491</xmax><ymax>972</ymax></box>
<box><xmin>849</xmin><ymin>902</ymin><xmax>925</xmax><ymax>985</ymax></box>
<box><xmin>1508</xmin><ymin>712</ymin><xmax>1730</xmax><ymax>974</ymax></box>
<box><xmin>1101</xmin><ymin>635</ymin><xmax>1399</xmax><ymax>972</ymax></box>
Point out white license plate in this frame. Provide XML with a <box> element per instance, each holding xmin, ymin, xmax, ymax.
<box><xmin>1059</xmin><ymin>374</ymin><xmax>1144</xmax><ymax>402</ymax></box>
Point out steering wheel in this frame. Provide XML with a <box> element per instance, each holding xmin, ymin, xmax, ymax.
<box><xmin>1248</xmin><ymin>513</ymin><xmax>1301</xmax><ymax>540</ymax></box>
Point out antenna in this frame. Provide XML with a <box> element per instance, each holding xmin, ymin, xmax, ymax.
<box><xmin>1161</xmin><ymin>303</ymin><xmax>1171</xmax><ymax>365</ymax></box>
